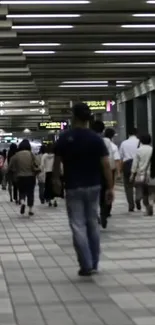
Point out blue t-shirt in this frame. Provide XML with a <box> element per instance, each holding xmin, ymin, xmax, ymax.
<box><xmin>54</xmin><ymin>128</ymin><xmax>108</xmax><ymax>189</ymax></box>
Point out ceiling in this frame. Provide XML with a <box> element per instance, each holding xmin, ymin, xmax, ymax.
<box><xmin>0</xmin><ymin>0</ymin><xmax>155</xmax><ymax>127</ymax></box>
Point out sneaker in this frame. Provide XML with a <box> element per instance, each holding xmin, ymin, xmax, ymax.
<box><xmin>20</xmin><ymin>204</ymin><xmax>25</xmax><ymax>215</ymax></box>
<box><xmin>29</xmin><ymin>212</ymin><xmax>34</xmax><ymax>217</ymax></box>
<box><xmin>78</xmin><ymin>269</ymin><xmax>92</xmax><ymax>276</ymax></box>
<box><xmin>136</xmin><ymin>200</ymin><xmax>141</xmax><ymax>211</ymax></box>
<box><xmin>129</xmin><ymin>207</ymin><xmax>134</xmax><ymax>212</ymax></box>
<box><xmin>53</xmin><ymin>201</ymin><xmax>58</xmax><ymax>208</ymax></box>
<box><xmin>101</xmin><ymin>219</ymin><xmax>108</xmax><ymax>229</ymax></box>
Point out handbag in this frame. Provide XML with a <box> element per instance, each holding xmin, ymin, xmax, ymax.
<box><xmin>31</xmin><ymin>153</ymin><xmax>41</xmax><ymax>175</ymax></box>
<box><xmin>135</xmin><ymin>157</ymin><xmax>151</xmax><ymax>186</ymax></box>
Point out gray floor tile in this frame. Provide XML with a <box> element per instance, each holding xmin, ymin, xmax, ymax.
<box><xmin>0</xmin><ymin>187</ymin><xmax>155</xmax><ymax>325</ymax></box>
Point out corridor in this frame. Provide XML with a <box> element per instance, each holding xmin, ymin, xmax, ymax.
<box><xmin>0</xmin><ymin>187</ymin><xmax>155</xmax><ymax>325</ymax></box>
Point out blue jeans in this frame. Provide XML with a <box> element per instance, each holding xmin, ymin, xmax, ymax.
<box><xmin>66</xmin><ymin>186</ymin><xmax>100</xmax><ymax>271</ymax></box>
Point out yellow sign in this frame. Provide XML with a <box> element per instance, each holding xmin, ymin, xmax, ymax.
<box><xmin>39</xmin><ymin>122</ymin><xmax>62</xmax><ymax>130</ymax></box>
<box><xmin>84</xmin><ymin>101</ymin><xmax>106</xmax><ymax>110</ymax></box>
<box><xmin>104</xmin><ymin>121</ymin><xmax>117</xmax><ymax>127</ymax></box>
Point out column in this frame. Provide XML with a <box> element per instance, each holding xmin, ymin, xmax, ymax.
<box><xmin>117</xmin><ymin>101</ymin><xmax>126</xmax><ymax>144</ymax></box>
<box><xmin>125</xmin><ymin>99</ymin><xmax>134</xmax><ymax>138</ymax></box>
<box><xmin>147</xmin><ymin>93</ymin><xmax>153</xmax><ymax>137</ymax></box>
<box><xmin>149</xmin><ymin>91</ymin><xmax>155</xmax><ymax>145</ymax></box>
<box><xmin>134</xmin><ymin>96</ymin><xmax>148</xmax><ymax>135</ymax></box>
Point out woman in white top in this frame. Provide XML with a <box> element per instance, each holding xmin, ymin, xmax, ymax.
<box><xmin>130</xmin><ymin>134</ymin><xmax>153</xmax><ymax>215</ymax></box>
<box><xmin>41</xmin><ymin>143</ymin><xmax>57</xmax><ymax>207</ymax></box>
<box><xmin>104</xmin><ymin>128</ymin><xmax>121</xmax><ymax>217</ymax></box>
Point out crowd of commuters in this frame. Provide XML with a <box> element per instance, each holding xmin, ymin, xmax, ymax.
<box><xmin>1</xmin><ymin>102</ymin><xmax>155</xmax><ymax>277</ymax></box>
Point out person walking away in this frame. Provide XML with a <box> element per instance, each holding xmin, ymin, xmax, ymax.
<box><xmin>120</xmin><ymin>128</ymin><xmax>140</xmax><ymax>212</ymax></box>
<box><xmin>104</xmin><ymin>128</ymin><xmax>121</xmax><ymax>216</ymax></box>
<box><xmin>41</xmin><ymin>143</ymin><xmax>57</xmax><ymax>207</ymax></box>
<box><xmin>144</xmin><ymin>147</ymin><xmax>155</xmax><ymax>216</ymax></box>
<box><xmin>7</xmin><ymin>143</ymin><xmax>18</xmax><ymax>203</ymax></box>
<box><xmin>37</xmin><ymin>145</ymin><xmax>46</xmax><ymax>204</ymax></box>
<box><xmin>53</xmin><ymin>103</ymin><xmax>114</xmax><ymax>276</ymax></box>
<box><xmin>92</xmin><ymin>120</ymin><xmax>114</xmax><ymax>228</ymax></box>
<box><xmin>1</xmin><ymin>149</ymin><xmax>7</xmax><ymax>190</ymax></box>
<box><xmin>8</xmin><ymin>139</ymin><xmax>38</xmax><ymax>216</ymax></box>
<box><xmin>0</xmin><ymin>152</ymin><xmax>4</xmax><ymax>185</ymax></box>
<box><xmin>130</xmin><ymin>134</ymin><xmax>153</xmax><ymax>215</ymax></box>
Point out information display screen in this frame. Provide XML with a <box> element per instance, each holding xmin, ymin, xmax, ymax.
<box><xmin>38</xmin><ymin>121</ymin><xmax>67</xmax><ymax>130</ymax></box>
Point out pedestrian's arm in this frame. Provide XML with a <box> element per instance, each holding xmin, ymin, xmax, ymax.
<box><xmin>52</xmin><ymin>140</ymin><xmax>63</xmax><ymax>194</ymax></box>
<box><xmin>101</xmin><ymin>156</ymin><xmax>113</xmax><ymax>190</ymax></box>
<box><xmin>119</xmin><ymin>143</ymin><xmax>124</xmax><ymax>172</ymax></box>
<box><xmin>130</xmin><ymin>152</ymin><xmax>139</xmax><ymax>181</ymax></box>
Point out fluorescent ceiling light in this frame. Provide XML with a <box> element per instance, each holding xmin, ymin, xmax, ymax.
<box><xmin>20</xmin><ymin>43</ymin><xmax>60</xmax><ymax>46</ymax></box>
<box><xmin>62</xmin><ymin>81</ymin><xmax>108</xmax><ymax>84</ymax></box>
<box><xmin>2</xmin><ymin>1</ymin><xmax>90</xmax><ymax>4</ymax></box>
<box><xmin>12</xmin><ymin>25</ymin><xmax>73</xmax><ymax>29</ymax></box>
<box><xmin>116</xmin><ymin>84</ymin><xmax>127</xmax><ymax>87</ymax></box>
<box><xmin>116</xmin><ymin>81</ymin><xmax>132</xmax><ymax>84</ymax></box>
<box><xmin>146</xmin><ymin>1</ymin><xmax>155</xmax><ymax>3</ymax></box>
<box><xmin>122</xmin><ymin>24</ymin><xmax>155</xmax><ymax>28</ymax></box>
<box><xmin>30</xmin><ymin>100</ymin><xmax>39</xmax><ymax>104</ymax></box>
<box><xmin>95</xmin><ymin>50</ymin><xmax>155</xmax><ymax>54</ymax></box>
<box><xmin>23</xmin><ymin>51</ymin><xmax>55</xmax><ymax>54</ymax></box>
<box><xmin>103</xmin><ymin>43</ymin><xmax>155</xmax><ymax>46</ymax></box>
<box><xmin>59</xmin><ymin>84</ymin><xmax>109</xmax><ymax>88</ymax></box>
<box><xmin>7</xmin><ymin>14</ymin><xmax>80</xmax><ymax>18</ymax></box>
<box><xmin>111</xmin><ymin>62</ymin><xmax>155</xmax><ymax>65</ymax></box>
<box><xmin>133</xmin><ymin>13</ymin><xmax>155</xmax><ymax>17</ymax></box>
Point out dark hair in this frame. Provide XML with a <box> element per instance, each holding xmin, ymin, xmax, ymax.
<box><xmin>2</xmin><ymin>149</ymin><xmax>7</xmax><ymax>159</ymax></box>
<box><xmin>7</xmin><ymin>143</ymin><xmax>17</xmax><ymax>164</ymax></box>
<box><xmin>47</xmin><ymin>143</ymin><xmax>54</xmax><ymax>154</ymax></box>
<box><xmin>39</xmin><ymin>145</ymin><xmax>46</xmax><ymax>155</ymax></box>
<box><xmin>92</xmin><ymin>120</ymin><xmax>105</xmax><ymax>134</ymax></box>
<box><xmin>128</xmin><ymin>128</ymin><xmax>138</xmax><ymax>136</ymax></box>
<box><xmin>150</xmin><ymin>147</ymin><xmax>155</xmax><ymax>179</ymax></box>
<box><xmin>18</xmin><ymin>139</ymin><xmax>31</xmax><ymax>152</ymax></box>
<box><xmin>104</xmin><ymin>128</ymin><xmax>115</xmax><ymax>139</ymax></box>
<box><xmin>73</xmin><ymin>102</ymin><xmax>91</xmax><ymax>122</ymax></box>
<box><xmin>140</xmin><ymin>134</ymin><xmax>151</xmax><ymax>145</ymax></box>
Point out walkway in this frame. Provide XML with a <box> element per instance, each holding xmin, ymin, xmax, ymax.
<box><xmin>0</xmin><ymin>187</ymin><xmax>155</xmax><ymax>325</ymax></box>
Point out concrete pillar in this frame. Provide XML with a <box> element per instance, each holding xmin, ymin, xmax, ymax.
<box><xmin>147</xmin><ymin>93</ymin><xmax>153</xmax><ymax>136</ymax></box>
<box><xmin>134</xmin><ymin>96</ymin><xmax>148</xmax><ymax>135</ymax></box>
<box><xmin>125</xmin><ymin>99</ymin><xmax>134</xmax><ymax>138</ymax></box>
<box><xmin>117</xmin><ymin>101</ymin><xmax>126</xmax><ymax>144</ymax></box>
<box><xmin>149</xmin><ymin>91</ymin><xmax>155</xmax><ymax>145</ymax></box>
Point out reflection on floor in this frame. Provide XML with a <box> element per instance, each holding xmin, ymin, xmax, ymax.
<box><xmin>0</xmin><ymin>186</ymin><xmax>155</xmax><ymax>325</ymax></box>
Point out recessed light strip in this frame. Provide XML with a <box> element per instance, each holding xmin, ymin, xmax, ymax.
<box><xmin>2</xmin><ymin>1</ymin><xmax>90</xmax><ymax>4</ymax></box>
<box><xmin>59</xmin><ymin>84</ymin><xmax>109</xmax><ymax>88</ymax></box>
<box><xmin>122</xmin><ymin>24</ymin><xmax>155</xmax><ymax>28</ymax></box>
<box><xmin>116</xmin><ymin>81</ymin><xmax>132</xmax><ymax>83</ymax></box>
<box><xmin>23</xmin><ymin>51</ymin><xmax>55</xmax><ymax>54</ymax></box>
<box><xmin>103</xmin><ymin>43</ymin><xmax>155</xmax><ymax>46</ymax></box>
<box><xmin>95</xmin><ymin>50</ymin><xmax>155</xmax><ymax>54</ymax></box>
<box><xmin>20</xmin><ymin>43</ymin><xmax>60</xmax><ymax>46</ymax></box>
<box><xmin>133</xmin><ymin>14</ymin><xmax>155</xmax><ymax>17</ymax></box>
<box><xmin>62</xmin><ymin>81</ymin><xmax>108</xmax><ymax>84</ymax></box>
<box><xmin>12</xmin><ymin>25</ymin><xmax>73</xmax><ymax>29</ymax></box>
<box><xmin>7</xmin><ymin>14</ymin><xmax>80</xmax><ymax>18</ymax></box>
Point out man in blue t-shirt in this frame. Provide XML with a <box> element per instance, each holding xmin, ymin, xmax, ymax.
<box><xmin>53</xmin><ymin>102</ymin><xmax>113</xmax><ymax>276</ymax></box>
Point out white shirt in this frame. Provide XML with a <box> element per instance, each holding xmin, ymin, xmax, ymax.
<box><xmin>119</xmin><ymin>136</ymin><xmax>139</xmax><ymax>162</ymax></box>
<box><xmin>103</xmin><ymin>137</ymin><xmax>115</xmax><ymax>169</ymax></box>
<box><xmin>111</xmin><ymin>142</ymin><xmax>120</xmax><ymax>161</ymax></box>
<box><xmin>131</xmin><ymin>145</ymin><xmax>152</xmax><ymax>178</ymax></box>
<box><xmin>41</xmin><ymin>153</ymin><xmax>54</xmax><ymax>173</ymax></box>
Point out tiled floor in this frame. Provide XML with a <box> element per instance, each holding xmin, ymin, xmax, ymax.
<box><xmin>0</xmin><ymin>186</ymin><xmax>155</xmax><ymax>325</ymax></box>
